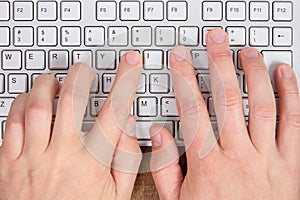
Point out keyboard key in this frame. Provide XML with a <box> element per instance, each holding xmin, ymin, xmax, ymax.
<box><xmin>249</xmin><ymin>27</ymin><xmax>269</xmax><ymax>47</ymax></box>
<box><xmin>226</xmin><ymin>1</ymin><xmax>246</xmax><ymax>21</ymax></box>
<box><xmin>198</xmin><ymin>74</ymin><xmax>211</xmax><ymax>92</ymax></box>
<box><xmin>61</xmin><ymin>1</ymin><xmax>81</xmax><ymax>21</ymax></box>
<box><xmin>96</xmin><ymin>1</ymin><xmax>117</xmax><ymax>21</ymax></box>
<box><xmin>49</xmin><ymin>50</ymin><xmax>69</xmax><ymax>70</ymax></box>
<box><xmin>273</xmin><ymin>2</ymin><xmax>293</xmax><ymax>21</ymax></box>
<box><xmin>132</xmin><ymin>27</ymin><xmax>152</xmax><ymax>46</ymax></box>
<box><xmin>161</xmin><ymin>97</ymin><xmax>178</xmax><ymax>117</ymax></box>
<box><xmin>179</xmin><ymin>26</ymin><xmax>199</xmax><ymax>46</ymax></box>
<box><xmin>90</xmin><ymin>97</ymin><xmax>106</xmax><ymax>117</ymax></box>
<box><xmin>0</xmin><ymin>74</ymin><xmax>4</xmax><ymax>94</ymax></box>
<box><xmin>143</xmin><ymin>50</ymin><xmax>164</xmax><ymax>70</ymax></box>
<box><xmin>273</xmin><ymin>27</ymin><xmax>293</xmax><ymax>47</ymax></box>
<box><xmin>202</xmin><ymin>26</ymin><xmax>222</xmax><ymax>46</ymax></box>
<box><xmin>155</xmin><ymin>27</ymin><xmax>176</xmax><ymax>46</ymax></box>
<box><xmin>85</xmin><ymin>27</ymin><xmax>105</xmax><ymax>47</ymax></box>
<box><xmin>136</xmin><ymin>121</ymin><xmax>174</xmax><ymax>140</ymax></box>
<box><xmin>249</xmin><ymin>1</ymin><xmax>269</xmax><ymax>21</ymax></box>
<box><xmin>137</xmin><ymin>74</ymin><xmax>146</xmax><ymax>94</ymax></box>
<box><xmin>13</xmin><ymin>1</ymin><xmax>33</xmax><ymax>21</ymax></box>
<box><xmin>191</xmin><ymin>50</ymin><xmax>209</xmax><ymax>70</ymax></box>
<box><xmin>102</xmin><ymin>74</ymin><xmax>116</xmax><ymax>94</ymax></box>
<box><xmin>262</xmin><ymin>50</ymin><xmax>292</xmax><ymax>91</ymax></box>
<box><xmin>137</xmin><ymin>97</ymin><xmax>158</xmax><ymax>117</ymax></box>
<box><xmin>1</xmin><ymin>50</ymin><xmax>22</xmax><ymax>70</ymax></box>
<box><xmin>0</xmin><ymin>2</ymin><xmax>9</xmax><ymax>21</ymax></box>
<box><xmin>108</xmin><ymin>27</ymin><xmax>129</xmax><ymax>47</ymax></box>
<box><xmin>90</xmin><ymin>74</ymin><xmax>99</xmax><ymax>94</ymax></box>
<box><xmin>13</xmin><ymin>27</ymin><xmax>34</xmax><ymax>47</ymax></box>
<box><xmin>202</xmin><ymin>1</ymin><xmax>223</xmax><ymax>21</ymax></box>
<box><xmin>167</xmin><ymin>1</ymin><xmax>187</xmax><ymax>21</ymax></box>
<box><xmin>149</xmin><ymin>74</ymin><xmax>170</xmax><ymax>94</ymax></box>
<box><xmin>8</xmin><ymin>74</ymin><xmax>28</xmax><ymax>94</ymax></box>
<box><xmin>243</xmin><ymin>99</ymin><xmax>249</xmax><ymax>117</ymax></box>
<box><xmin>120</xmin><ymin>1</ymin><xmax>140</xmax><ymax>21</ymax></box>
<box><xmin>37</xmin><ymin>1</ymin><xmax>57</xmax><ymax>21</ymax></box>
<box><xmin>61</xmin><ymin>27</ymin><xmax>81</xmax><ymax>46</ymax></box>
<box><xmin>226</xmin><ymin>27</ymin><xmax>246</xmax><ymax>46</ymax></box>
<box><xmin>55</xmin><ymin>74</ymin><xmax>67</xmax><ymax>84</ymax></box>
<box><xmin>0</xmin><ymin>98</ymin><xmax>14</xmax><ymax>117</ymax></box>
<box><xmin>25</xmin><ymin>50</ymin><xmax>45</xmax><ymax>70</ymax></box>
<box><xmin>72</xmin><ymin>50</ymin><xmax>92</xmax><ymax>67</ymax></box>
<box><xmin>144</xmin><ymin>1</ymin><xmax>164</xmax><ymax>21</ymax></box>
<box><xmin>0</xmin><ymin>27</ymin><xmax>10</xmax><ymax>47</ymax></box>
<box><xmin>96</xmin><ymin>50</ymin><xmax>116</xmax><ymax>70</ymax></box>
<box><xmin>37</xmin><ymin>27</ymin><xmax>58</xmax><ymax>46</ymax></box>
<box><xmin>208</xmin><ymin>97</ymin><xmax>215</xmax><ymax>116</ymax></box>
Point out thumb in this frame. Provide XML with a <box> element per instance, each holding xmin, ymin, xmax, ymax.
<box><xmin>111</xmin><ymin>116</ymin><xmax>142</xmax><ymax>200</ymax></box>
<box><xmin>150</xmin><ymin>125</ymin><xmax>183</xmax><ymax>200</ymax></box>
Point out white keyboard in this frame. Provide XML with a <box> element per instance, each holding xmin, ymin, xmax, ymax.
<box><xmin>0</xmin><ymin>0</ymin><xmax>299</xmax><ymax>146</ymax></box>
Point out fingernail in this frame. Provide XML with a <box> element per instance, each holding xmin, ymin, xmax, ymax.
<box><xmin>281</xmin><ymin>65</ymin><xmax>293</xmax><ymax>79</ymax></box>
<box><xmin>150</xmin><ymin>126</ymin><xmax>162</xmax><ymax>147</ymax></box>
<box><xmin>126</xmin><ymin>51</ymin><xmax>140</xmax><ymax>65</ymax></box>
<box><xmin>172</xmin><ymin>46</ymin><xmax>189</xmax><ymax>61</ymax></box>
<box><xmin>210</xmin><ymin>29</ymin><xmax>226</xmax><ymax>44</ymax></box>
<box><xmin>243</xmin><ymin>48</ymin><xmax>259</xmax><ymax>58</ymax></box>
<box><xmin>125</xmin><ymin>117</ymin><xmax>136</xmax><ymax>137</ymax></box>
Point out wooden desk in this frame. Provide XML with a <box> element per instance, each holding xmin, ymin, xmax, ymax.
<box><xmin>132</xmin><ymin>148</ymin><xmax>187</xmax><ymax>200</ymax></box>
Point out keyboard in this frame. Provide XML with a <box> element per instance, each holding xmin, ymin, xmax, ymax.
<box><xmin>0</xmin><ymin>0</ymin><xmax>299</xmax><ymax>146</ymax></box>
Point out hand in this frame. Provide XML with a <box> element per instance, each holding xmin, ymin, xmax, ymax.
<box><xmin>150</xmin><ymin>29</ymin><xmax>300</xmax><ymax>200</ymax></box>
<box><xmin>0</xmin><ymin>51</ymin><xmax>143</xmax><ymax>200</ymax></box>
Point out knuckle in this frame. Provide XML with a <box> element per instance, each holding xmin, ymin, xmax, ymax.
<box><xmin>210</xmin><ymin>50</ymin><xmax>232</xmax><ymax>64</ymax></box>
<box><xmin>26</xmin><ymin>102</ymin><xmax>50</xmax><ymax>121</ymax></box>
<box><xmin>181</xmin><ymin>96</ymin><xmax>206</xmax><ymax>116</ymax></box>
<box><xmin>216</xmin><ymin>88</ymin><xmax>241</xmax><ymax>108</ymax></box>
<box><xmin>252</xmin><ymin>105</ymin><xmax>276</xmax><ymax>121</ymax></box>
<box><xmin>283</xmin><ymin>114</ymin><xmax>300</xmax><ymax>129</ymax></box>
<box><xmin>5</xmin><ymin>120</ymin><xmax>23</xmax><ymax>134</ymax></box>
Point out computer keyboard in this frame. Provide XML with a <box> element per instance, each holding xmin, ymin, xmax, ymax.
<box><xmin>0</xmin><ymin>0</ymin><xmax>299</xmax><ymax>146</ymax></box>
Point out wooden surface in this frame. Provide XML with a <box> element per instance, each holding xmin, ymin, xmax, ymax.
<box><xmin>131</xmin><ymin>147</ymin><xmax>187</xmax><ymax>200</ymax></box>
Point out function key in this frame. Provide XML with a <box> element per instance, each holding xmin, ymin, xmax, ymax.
<box><xmin>202</xmin><ymin>1</ymin><xmax>223</xmax><ymax>21</ymax></box>
<box><xmin>13</xmin><ymin>1</ymin><xmax>33</xmax><ymax>21</ymax></box>
<box><xmin>96</xmin><ymin>1</ymin><xmax>117</xmax><ymax>21</ymax></box>
<box><xmin>226</xmin><ymin>1</ymin><xmax>246</xmax><ymax>21</ymax></box>
<box><xmin>273</xmin><ymin>1</ymin><xmax>293</xmax><ymax>21</ymax></box>
<box><xmin>167</xmin><ymin>1</ymin><xmax>187</xmax><ymax>21</ymax></box>
<box><xmin>144</xmin><ymin>1</ymin><xmax>164</xmax><ymax>21</ymax></box>
<box><xmin>37</xmin><ymin>1</ymin><xmax>57</xmax><ymax>21</ymax></box>
<box><xmin>61</xmin><ymin>1</ymin><xmax>81</xmax><ymax>21</ymax></box>
<box><xmin>120</xmin><ymin>1</ymin><xmax>140</xmax><ymax>21</ymax></box>
<box><xmin>249</xmin><ymin>1</ymin><xmax>269</xmax><ymax>21</ymax></box>
<box><xmin>0</xmin><ymin>1</ymin><xmax>10</xmax><ymax>21</ymax></box>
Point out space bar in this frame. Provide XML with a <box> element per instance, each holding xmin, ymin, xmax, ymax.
<box><xmin>136</xmin><ymin>121</ymin><xmax>174</xmax><ymax>140</ymax></box>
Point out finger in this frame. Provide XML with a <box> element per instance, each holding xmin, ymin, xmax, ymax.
<box><xmin>275</xmin><ymin>65</ymin><xmax>300</xmax><ymax>162</ymax></box>
<box><xmin>240</xmin><ymin>48</ymin><xmax>277</xmax><ymax>154</ymax></box>
<box><xmin>170</xmin><ymin>46</ymin><xmax>220</xmax><ymax>159</ymax></box>
<box><xmin>22</xmin><ymin>74</ymin><xmax>59</xmax><ymax>160</ymax></box>
<box><xmin>86</xmin><ymin>51</ymin><xmax>142</xmax><ymax>166</ymax></box>
<box><xmin>206</xmin><ymin>28</ymin><xmax>252</xmax><ymax>152</ymax></box>
<box><xmin>1</xmin><ymin>94</ymin><xmax>28</xmax><ymax>160</ymax></box>
<box><xmin>112</xmin><ymin>116</ymin><xmax>142</xmax><ymax>200</ymax></box>
<box><xmin>51</xmin><ymin>62</ymin><xmax>95</xmax><ymax>141</ymax></box>
<box><xmin>150</xmin><ymin>125</ymin><xmax>183</xmax><ymax>200</ymax></box>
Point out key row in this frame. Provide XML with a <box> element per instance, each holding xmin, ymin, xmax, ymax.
<box><xmin>0</xmin><ymin>26</ymin><xmax>293</xmax><ymax>47</ymax></box>
<box><xmin>203</xmin><ymin>1</ymin><xmax>293</xmax><ymax>21</ymax></box>
<box><xmin>0</xmin><ymin>1</ymin><xmax>187</xmax><ymax>21</ymax></box>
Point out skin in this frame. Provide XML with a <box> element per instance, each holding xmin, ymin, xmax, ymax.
<box><xmin>0</xmin><ymin>28</ymin><xmax>299</xmax><ymax>200</ymax></box>
<box><xmin>0</xmin><ymin>52</ymin><xmax>143</xmax><ymax>200</ymax></box>
<box><xmin>150</xmin><ymin>29</ymin><xmax>300</xmax><ymax>200</ymax></box>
